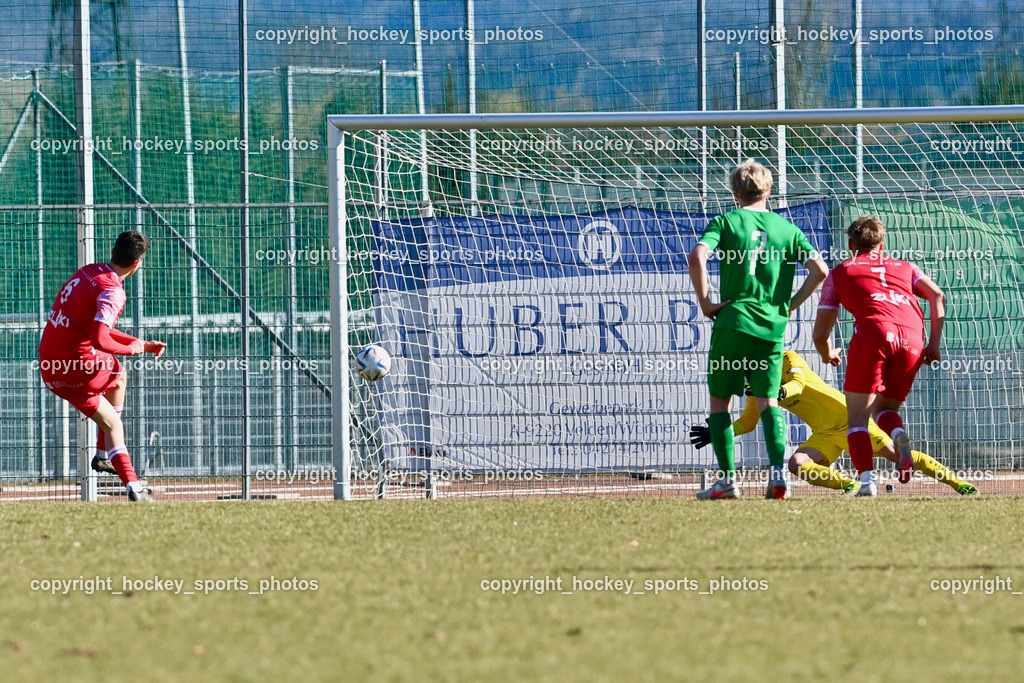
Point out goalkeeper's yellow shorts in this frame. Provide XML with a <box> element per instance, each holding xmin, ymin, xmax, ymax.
<box><xmin>798</xmin><ymin>422</ymin><xmax>891</xmax><ymax>465</ymax></box>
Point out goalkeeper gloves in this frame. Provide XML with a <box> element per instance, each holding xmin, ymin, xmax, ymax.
<box><xmin>689</xmin><ymin>419</ymin><xmax>711</xmax><ymax>449</ymax></box>
<box><xmin>745</xmin><ymin>383</ymin><xmax>788</xmax><ymax>401</ymax></box>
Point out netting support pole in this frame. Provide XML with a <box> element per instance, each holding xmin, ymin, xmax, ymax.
<box><xmin>211</xmin><ymin>369</ymin><xmax>220</xmax><ymax>473</ymax></box>
<box><xmin>239</xmin><ymin>0</ymin><xmax>252</xmax><ymax>500</ymax></box>
<box><xmin>177</xmin><ymin>0</ymin><xmax>205</xmax><ymax>472</ymax></box>
<box><xmin>697</xmin><ymin>0</ymin><xmax>708</xmax><ymax>212</ymax></box>
<box><xmin>770</xmin><ymin>0</ymin><xmax>787</xmax><ymax>206</ymax></box>
<box><xmin>734</xmin><ymin>54</ymin><xmax>742</xmax><ymax>165</ymax></box>
<box><xmin>272</xmin><ymin>341</ymin><xmax>284</xmax><ymax>470</ymax></box>
<box><xmin>329</xmin><ymin>124</ymin><xmax>351</xmax><ymax>500</ymax></box>
<box><xmin>74</xmin><ymin>0</ymin><xmax>97</xmax><ymax>502</ymax></box>
<box><xmin>466</xmin><ymin>0</ymin><xmax>479</xmax><ymax>215</ymax></box>
<box><xmin>375</xmin><ymin>61</ymin><xmax>390</xmax><ymax>221</ymax></box>
<box><xmin>412</xmin><ymin>0</ymin><xmax>431</xmax><ymax>217</ymax></box>
<box><xmin>129</xmin><ymin>58</ymin><xmax>149</xmax><ymax>477</ymax></box>
<box><xmin>283</xmin><ymin>64</ymin><xmax>298</xmax><ymax>472</ymax></box>
<box><xmin>33</xmin><ymin>69</ymin><xmax>48</xmax><ymax>480</ymax></box>
<box><xmin>853</xmin><ymin>0</ymin><xmax>865</xmax><ymax>193</ymax></box>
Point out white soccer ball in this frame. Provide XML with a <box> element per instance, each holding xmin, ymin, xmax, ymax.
<box><xmin>356</xmin><ymin>345</ymin><xmax>392</xmax><ymax>381</ymax></box>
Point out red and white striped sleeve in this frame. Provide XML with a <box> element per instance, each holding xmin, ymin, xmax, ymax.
<box><xmin>817</xmin><ymin>270</ymin><xmax>840</xmax><ymax>310</ymax></box>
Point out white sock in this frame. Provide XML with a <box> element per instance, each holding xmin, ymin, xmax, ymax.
<box><xmin>126</xmin><ymin>480</ymin><xmax>144</xmax><ymax>494</ymax></box>
<box><xmin>860</xmin><ymin>470</ymin><xmax>877</xmax><ymax>484</ymax></box>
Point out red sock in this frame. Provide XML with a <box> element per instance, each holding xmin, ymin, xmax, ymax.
<box><xmin>876</xmin><ymin>410</ymin><xmax>904</xmax><ymax>438</ymax></box>
<box><xmin>106</xmin><ymin>446</ymin><xmax>138</xmax><ymax>486</ymax></box>
<box><xmin>847</xmin><ymin>428</ymin><xmax>874</xmax><ymax>473</ymax></box>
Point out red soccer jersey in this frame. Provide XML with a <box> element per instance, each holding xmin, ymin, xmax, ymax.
<box><xmin>39</xmin><ymin>263</ymin><xmax>127</xmax><ymax>361</ymax></box>
<box><xmin>818</xmin><ymin>251</ymin><xmax>925</xmax><ymax>335</ymax></box>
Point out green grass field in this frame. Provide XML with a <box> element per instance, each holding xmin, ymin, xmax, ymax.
<box><xmin>2</xmin><ymin>497</ymin><xmax>1023</xmax><ymax>681</ymax></box>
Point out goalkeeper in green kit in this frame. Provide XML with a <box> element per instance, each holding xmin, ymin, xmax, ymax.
<box><xmin>687</xmin><ymin>160</ymin><xmax>829</xmax><ymax>499</ymax></box>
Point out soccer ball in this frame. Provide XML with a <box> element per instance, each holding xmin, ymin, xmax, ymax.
<box><xmin>356</xmin><ymin>345</ymin><xmax>392</xmax><ymax>381</ymax></box>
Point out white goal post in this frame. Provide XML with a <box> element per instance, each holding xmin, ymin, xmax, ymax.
<box><xmin>328</xmin><ymin>105</ymin><xmax>1024</xmax><ymax>500</ymax></box>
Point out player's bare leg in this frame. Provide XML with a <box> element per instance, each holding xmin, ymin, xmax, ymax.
<box><xmin>788</xmin><ymin>447</ymin><xmax>857</xmax><ymax>493</ymax></box>
<box><xmin>90</xmin><ymin>395</ymin><xmax>150</xmax><ymax>502</ymax></box>
<box><xmin>873</xmin><ymin>397</ymin><xmax>914</xmax><ymax>484</ymax></box>
<box><xmin>845</xmin><ymin>391</ymin><xmax>879</xmax><ymax>495</ymax></box>
<box><xmin>91</xmin><ymin>371</ymin><xmax>126</xmax><ymax>476</ymax></box>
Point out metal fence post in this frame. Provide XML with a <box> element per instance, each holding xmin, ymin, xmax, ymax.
<box><xmin>74</xmin><ymin>0</ymin><xmax>97</xmax><ymax>502</ymax></box>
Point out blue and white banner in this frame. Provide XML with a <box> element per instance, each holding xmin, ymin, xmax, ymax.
<box><xmin>371</xmin><ymin>202</ymin><xmax>832</xmax><ymax>472</ymax></box>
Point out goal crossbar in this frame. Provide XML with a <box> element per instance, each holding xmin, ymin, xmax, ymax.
<box><xmin>329</xmin><ymin>105</ymin><xmax>1024</xmax><ymax>132</ymax></box>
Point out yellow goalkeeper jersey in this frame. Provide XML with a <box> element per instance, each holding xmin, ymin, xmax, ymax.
<box><xmin>733</xmin><ymin>350</ymin><xmax>850</xmax><ymax>436</ymax></box>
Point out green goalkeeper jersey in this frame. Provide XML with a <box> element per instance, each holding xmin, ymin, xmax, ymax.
<box><xmin>697</xmin><ymin>207</ymin><xmax>818</xmax><ymax>341</ymax></box>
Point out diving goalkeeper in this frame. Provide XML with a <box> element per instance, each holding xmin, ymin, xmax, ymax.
<box><xmin>689</xmin><ymin>350</ymin><xmax>978</xmax><ymax>496</ymax></box>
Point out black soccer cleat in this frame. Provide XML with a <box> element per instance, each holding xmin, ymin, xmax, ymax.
<box><xmin>91</xmin><ymin>455</ymin><xmax>118</xmax><ymax>475</ymax></box>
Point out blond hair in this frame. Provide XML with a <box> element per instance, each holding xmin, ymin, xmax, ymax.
<box><xmin>847</xmin><ymin>215</ymin><xmax>886</xmax><ymax>250</ymax></box>
<box><xmin>729</xmin><ymin>159</ymin><xmax>773</xmax><ymax>203</ymax></box>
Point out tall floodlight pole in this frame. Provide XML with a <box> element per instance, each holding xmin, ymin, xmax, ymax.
<box><xmin>129</xmin><ymin>58</ymin><xmax>149</xmax><ymax>478</ymax></box>
<box><xmin>177</xmin><ymin>0</ymin><xmax>205</xmax><ymax>471</ymax></box>
<box><xmin>33</xmin><ymin>69</ymin><xmax>48</xmax><ymax>478</ymax></box>
<box><xmin>734</xmin><ymin>53</ymin><xmax>742</xmax><ymax>165</ymax></box>
<box><xmin>74</xmin><ymin>0</ymin><xmax>97</xmax><ymax>502</ymax></box>
<box><xmin>283</xmin><ymin>64</ymin><xmax>298</xmax><ymax>471</ymax></box>
<box><xmin>239</xmin><ymin>0</ymin><xmax>252</xmax><ymax>499</ymax></box>
<box><xmin>770</xmin><ymin>0</ymin><xmax>787</xmax><ymax>206</ymax></box>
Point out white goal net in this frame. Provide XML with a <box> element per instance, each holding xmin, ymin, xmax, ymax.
<box><xmin>328</xmin><ymin>108</ymin><xmax>1024</xmax><ymax>499</ymax></box>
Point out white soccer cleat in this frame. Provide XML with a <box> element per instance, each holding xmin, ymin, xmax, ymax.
<box><xmin>854</xmin><ymin>476</ymin><xmax>878</xmax><ymax>497</ymax></box>
<box><xmin>696</xmin><ymin>479</ymin><xmax>740</xmax><ymax>500</ymax></box>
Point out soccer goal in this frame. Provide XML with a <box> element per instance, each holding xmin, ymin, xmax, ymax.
<box><xmin>327</xmin><ymin>106</ymin><xmax>1024</xmax><ymax>500</ymax></box>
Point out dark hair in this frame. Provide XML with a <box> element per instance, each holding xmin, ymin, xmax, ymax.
<box><xmin>847</xmin><ymin>215</ymin><xmax>886</xmax><ymax>250</ymax></box>
<box><xmin>111</xmin><ymin>230</ymin><xmax>151</xmax><ymax>267</ymax></box>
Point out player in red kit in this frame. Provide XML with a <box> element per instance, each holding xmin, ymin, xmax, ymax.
<box><xmin>812</xmin><ymin>216</ymin><xmax>946</xmax><ymax>496</ymax></box>
<box><xmin>38</xmin><ymin>230</ymin><xmax>167</xmax><ymax>502</ymax></box>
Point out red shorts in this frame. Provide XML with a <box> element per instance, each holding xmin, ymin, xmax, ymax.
<box><xmin>844</xmin><ymin>322</ymin><xmax>925</xmax><ymax>401</ymax></box>
<box><xmin>39</xmin><ymin>352</ymin><xmax>123</xmax><ymax>417</ymax></box>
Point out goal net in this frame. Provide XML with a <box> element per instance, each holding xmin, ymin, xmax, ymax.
<box><xmin>328</xmin><ymin>108</ymin><xmax>1024</xmax><ymax>499</ymax></box>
